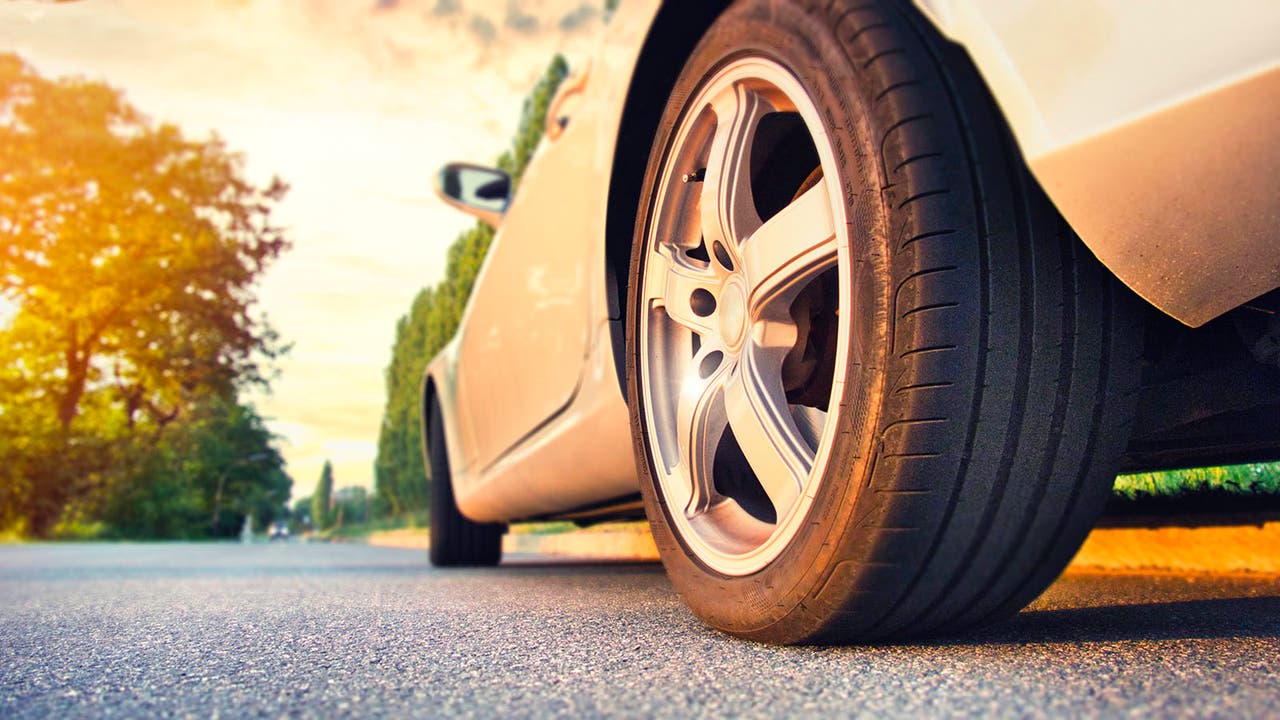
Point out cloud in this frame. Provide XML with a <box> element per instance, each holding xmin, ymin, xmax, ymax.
<box><xmin>558</xmin><ymin>3</ymin><xmax>598</xmax><ymax>32</ymax></box>
<box><xmin>505</xmin><ymin>0</ymin><xmax>539</xmax><ymax>34</ymax></box>
<box><xmin>469</xmin><ymin>13</ymin><xmax>498</xmax><ymax>43</ymax></box>
<box><xmin>431</xmin><ymin>0</ymin><xmax>460</xmax><ymax>15</ymax></box>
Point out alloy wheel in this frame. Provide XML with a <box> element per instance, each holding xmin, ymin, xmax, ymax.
<box><xmin>638</xmin><ymin>56</ymin><xmax>853</xmax><ymax>576</ymax></box>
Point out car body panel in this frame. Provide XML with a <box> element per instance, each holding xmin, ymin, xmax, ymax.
<box><xmin>916</xmin><ymin>0</ymin><xmax>1280</xmax><ymax>325</ymax></box>
<box><xmin>451</xmin><ymin>117</ymin><xmax>594</xmax><ymax>474</ymax></box>
<box><xmin>1031</xmin><ymin>66</ymin><xmax>1280</xmax><ymax>326</ymax></box>
<box><xmin>432</xmin><ymin>0</ymin><xmax>662</xmax><ymax>522</ymax></box>
<box><xmin>427</xmin><ymin>0</ymin><xmax>1280</xmax><ymax>523</ymax></box>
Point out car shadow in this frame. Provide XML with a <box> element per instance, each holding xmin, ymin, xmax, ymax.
<box><xmin>499</xmin><ymin>555</ymin><xmax>662</xmax><ymax>570</ymax></box>
<box><xmin>494</xmin><ymin>559</ymin><xmax>1280</xmax><ymax>646</ymax></box>
<box><xmin>924</xmin><ymin>595</ymin><xmax>1280</xmax><ymax>646</ymax></box>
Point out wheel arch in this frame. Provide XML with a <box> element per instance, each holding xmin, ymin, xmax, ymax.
<box><xmin>421</xmin><ymin>374</ymin><xmax>438</xmax><ymax>446</ymax></box>
<box><xmin>419</xmin><ymin>356</ymin><xmax>460</xmax><ymax>490</ymax></box>
<box><xmin>420</xmin><ymin>371</ymin><xmax>442</xmax><ymax>476</ymax></box>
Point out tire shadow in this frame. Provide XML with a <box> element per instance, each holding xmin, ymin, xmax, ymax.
<box><xmin>937</xmin><ymin>596</ymin><xmax>1280</xmax><ymax>645</ymax></box>
<box><xmin>916</xmin><ymin>571</ymin><xmax>1280</xmax><ymax>646</ymax></box>
<box><xmin>462</xmin><ymin>556</ymin><xmax>1280</xmax><ymax>646</ymax></box>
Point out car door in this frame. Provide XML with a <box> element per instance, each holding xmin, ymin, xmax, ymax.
<box><xmin>453</xmin><ymin>71</ymin><xmax>598</xmax><ymax>474</ymax></box>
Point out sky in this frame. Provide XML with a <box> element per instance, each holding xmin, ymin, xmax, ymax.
<box><xmin>0</xmin><ymin>0</ymin><xmax>607</xmax><ymax>498</ymax></box>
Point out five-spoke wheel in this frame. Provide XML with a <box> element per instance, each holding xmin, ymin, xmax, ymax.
<box><xmin>638</xmin><ymin>57</ymin><xmax>848</xmax><ymax>575</ymax></box>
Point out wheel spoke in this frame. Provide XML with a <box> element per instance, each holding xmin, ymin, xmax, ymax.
<box><xmin>676</xmin><ymin>345</ymin><xmax>731</xmax><ymax>517</ymax></box>
<box><xmin>646</xmin><ymin>245</ymin><xmax>720</xmax><ymax>336</ymax></box>
<box><xmin>723</xmin><ymin>346</ymin><xmax>813</xmax><ymax>516</ymax></box>
<box><xmin>740</xmin><ymin>178</ymin><xmax>838</xmax><ymax>315</ymax></box>
<box><xmin>701</xmin><ymin>82</ymin><xmax>772</xmax><ymax>250</ymax></box>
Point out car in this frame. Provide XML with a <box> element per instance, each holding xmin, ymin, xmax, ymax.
<box><xmin>424</xmin><ymin>0</ymin><xmax>1280</xmax><ymax>644</ymax></box>
<box><xmin>269</xmin><ymin>521</ymin><xmax>289</xmax><ymax>542</ymax></box>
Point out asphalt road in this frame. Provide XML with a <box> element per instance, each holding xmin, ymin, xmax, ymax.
<box><xmin>2</xmin><ymin>543</ymin><xmax>1277</xmax><ymax>718</ymax></box>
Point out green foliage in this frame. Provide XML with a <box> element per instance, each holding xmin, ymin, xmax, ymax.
<box><xmin>332</xmin><ymin>486</ymin><xmax>369</xmax><ymax>528</ymax></box>
<box><xmin>50</xmin><ymin>520</ymin><xmax>108</xmax><ymax>541</ymax></box>
<box><xmin>1114</xmin><ymin>463</ymin><xmax>1280</xmax><ymax>500</ymax></box>
<box><xmin>0</xmin><ymin>53</ymin><xmax>291</xmax><ymax>538</ymax></box>
<box><xmin>373</xmin><ymin>54</ymin><xmax>570</xmax><ymax>519</ymax></box>
<box><xmin>312</xmin><ymin>461</ymin><xmax>335</xmax><ymax>531</ymax></box>
<box><xmin>101</xmin><ymin>393</ymin><xmax>290</xmax><ymax>539</ymax></box>
<box><xmin>4</xmin><ymin>389</ymin><xmax>290</xmax><ymax>540</ymax></box>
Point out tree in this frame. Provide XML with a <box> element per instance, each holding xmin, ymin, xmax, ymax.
<box><xmin>312</xmin><ymin>461</ymin><xmax>334</xmax><ymax>531</ymax></box>
<box><xmin>0</xmin><ymin>53</ymin><xmax>290</xmax><ymax>536</ymax></box>
<box><xmin>373</xmin><ymin>55</ymin><xmax>569</xmax><ymax>519</ymax></box>
<box><xmin>95</xmin><ymin>392</ymin><xmax>291</xmax><ymax>539</ymax></box>
<box><xmin>0</xmin><ymin>53</ymin><xmax>288</xmax><ymax>429</ymax></box>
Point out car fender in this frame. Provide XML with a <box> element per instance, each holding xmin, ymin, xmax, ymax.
<box><xmin>915</xmin><ymin>0</ymin><xmax>1280</xmax><ymax>325</ymax></box>
<box><xmin>421</xmin><ymin>337</ymin><xmax>471</xmax><ymax>496</ymax></box>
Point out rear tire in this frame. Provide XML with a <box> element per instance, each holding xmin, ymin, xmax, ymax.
<box><xmin>427</xmin><ymin>403</ymin><xmax>503</xmax><ymax>567</ymax></box>
<box><xmin>625</xmin><ymin>0</ymin><xmax>1142</xmax><ymax>643</ymax></box>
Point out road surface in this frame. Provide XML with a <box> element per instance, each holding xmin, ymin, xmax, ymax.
<box><xmin>1</xmin><ymin>542</ymin><xmax>1277</xmax><ymax>718</ymax></box>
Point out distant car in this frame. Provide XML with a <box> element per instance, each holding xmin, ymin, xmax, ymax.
<box><xmin>268</xmin><ymin>522</ymin><xmax>289</xmax><ymax>542</ymax></box>
<box><xmin>425</xmin><ymin>0</ymin><xmax>1280</xmax><ymax>643</ymax></box>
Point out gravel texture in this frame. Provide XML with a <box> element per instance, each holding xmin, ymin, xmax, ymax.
<box><xmin>1</xmin><ymin>542</ymin><xmax>1277</xmax><ymax>718</ymax></box>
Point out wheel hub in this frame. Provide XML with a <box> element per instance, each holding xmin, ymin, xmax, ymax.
<box><xmin>717</xmin><ymin>278</ymin><xmax>748</xmax><ymax>351</ymax></box>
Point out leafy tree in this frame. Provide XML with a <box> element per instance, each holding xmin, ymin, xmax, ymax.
<box><xmin>373</xmin><ymin>55</ymin><xmax>568</xmax><ymax>519</ymax></box>
<box><xmin>0</xmin><ymin>53</ymin><xmax>288</xmax><ymax>430</ymax></box>
<box><xmin>95</xmin><ymin>392</ymin><xmax>290</xmax><ymax>538</ymax></box>
<box><xmin>312</xmin><ymin>461</ymin><xmax>335</xmax><ymax>531</ymax></box>
<box><xmin>0</xmin><ymin>53</ymin><xmax>290</xmax><ymax>536</ymax></box>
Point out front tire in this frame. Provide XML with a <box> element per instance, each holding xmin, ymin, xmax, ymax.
<box><xmin>427</xmin><ymin>403</ymin><xmax>503</xmax><ymax>567</ymax></box>
<box><xmin>625</xmin><ymin>0</ymin><xmax>1142</xmax><ymax>643</ymax></box>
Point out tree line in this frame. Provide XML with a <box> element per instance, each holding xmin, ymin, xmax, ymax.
<box><xmin>372</xmin><ymin>54</ymin><xmax>569</xmax><ymax>518</ymax></box>
<box><xmin>0</xmin><ymin>54</ymin><xmax>291</xmax><ymax>539</ymax></box>
<box><xmin>293</xmin><ymin>460</ymin><xmax>370</xmax><ymax>533</ymax></box>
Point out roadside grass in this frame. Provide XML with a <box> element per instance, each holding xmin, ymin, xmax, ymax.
<box><xmin>1114</xmin><ymin>463</ymin><xmax>1280</xmax><ymax>498</ymax></box>
<box><xmin>1108</xmin><ymin>462</ymin><xmax>1280</xmax><ymax>516</ymax></box>
<box><xmin>49</xmin><ymin>520</ymin><xmax>110</xmax><ymax>541</ymax></box>
<box><xmin>316</xmin><ymin>511</ymin><xmax>431</xmax><ymax>541</ymax></box>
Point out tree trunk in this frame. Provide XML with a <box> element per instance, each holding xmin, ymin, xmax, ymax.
<box><xmin>58</xmin><ymin>323</ymin><xmax>90</xmax><ymax>431</ymax></box>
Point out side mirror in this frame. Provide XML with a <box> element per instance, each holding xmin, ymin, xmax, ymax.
<box><xmin>434</xmin><ymin>163</ymin><xmax>512</xmax><ymax>227</ymax></box>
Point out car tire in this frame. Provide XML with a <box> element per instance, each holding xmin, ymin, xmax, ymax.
<box><xmin>625</xmin><ymin>0</ymin><xmax>1142</xmax><ymax>643</ymax></box>
<box><xmin>427</xmin><ymin>403</ymin><xmax>503</xmax><ymax>567</ymax></box>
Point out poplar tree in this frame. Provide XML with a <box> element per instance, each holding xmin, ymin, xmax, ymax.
<box><xmin>311</xmin><ymin>461</ymin><xmax>334</xmax><ymax>531</ymax></box>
